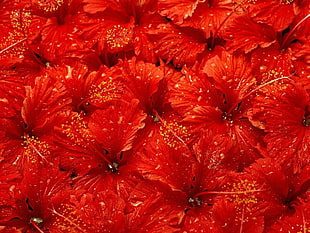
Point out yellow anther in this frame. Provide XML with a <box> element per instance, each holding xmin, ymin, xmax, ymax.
<box><xmin>22</xmin><ymin>136</ymin><xmax>50</xmax><ymax>164</ymax></box>
<box><xmin>35</xmin><ymin>0</ymin><xmax>64</xmax><ymax>12</ymax></box>
<box><xmin>159</xmin><ymin>121</ymin><xmax>191</xmax><ymax>150</ymax></box>
<box><xmin>61</xmin><ymin>114</ymin><xmax>95</xmax><ymax>148</ymax></box>
<box><xmin>89</xmin><ymin>79</ymin><xmax>122</xmax><ymax>104</ymax></box>
<box><xmin>52</xmin><ymin>203</ymin><xmax>88</xmax><ymax>232</ymax></box>
<box><xmin>105</xmin><ymin>24</ymin><xmax>133</xmax><ymax>50</ymax></box>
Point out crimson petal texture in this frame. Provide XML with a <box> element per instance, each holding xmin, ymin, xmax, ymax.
<box><xmin>88</xmin><ymin>99</ymin><xmax>146</xmax><ymax>155</ymax></box>
<box><xmin>21</xmin><ymin>76</ymin><xmax>71</xmax><ymax>135</ymax></box>
<box><xmin>252</xmin><ymin>81</ymin><xmax>310</xmax><ymax>173</ymax></box>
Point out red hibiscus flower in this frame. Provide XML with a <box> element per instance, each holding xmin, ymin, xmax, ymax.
<box><xmin>225</xmin><ymin>10</ymin><xmax>310</xmax><ymax>81</ymax></box>
<box><xmin>0</xmin><ymin>164</ymin><xmax>89</xmax><ymax>233</ymax></box>
<box><xmin>252</xmin><ymin>80</ymin><xmax>310</xmax><ymax>173</ymax></box>
<box><xmin>125</xmin><ymin>180</ymin><xmax>183</xmax><ymax>232</ymax></box>
<box><xmin>181</xmin><ymin>0</ymin><xmax>235</xmax><ymax>39</ymax></box>
<box><xmin>1</xmin><ymin>0</ymin><xmax>310</xmax><ymax>232</ymax></box>
<box><xmin>110</xmin><ymin>58</ymin><xmax>165</xmax><ymax>115</ymax></box>
<box><xmin>211</xmin><ymin>198</ymin><xmax>265</xmax><ymax>233</ymax></box>
<box><xmin>134</xmin><ymin>129</ymin><xmax>229</xmax><ymax>230</ymax></box>
<box><xmin>22</xmin><ymin>76</ymin><xmax>71</xmax><ymax>134</ymax></box>
<box><xmin>269</xmin><ymin>200</ymin><xmax>310</xmax><ymax>233</ymax></box>
<box><xmin>26</xmin><ymin>0</ymin><xmax>87</xmax><ymax>62</ymax></box>
<box><xmin>55</xmin><ymin>99</ymin><xmax>146</xmax><ymax>198</ymax></box>
<box><xmin>209</xmin><ymin>158</ymin><xmax>293</xmax><ymax>232</ymax></box>
<box><xmin>0</xmin><ymin>75</ymin><xmax>70</xmax><ymax>170</ymax></box>
<box><xmin>81</xmin><ymin>0</ymin><xmax>161</xmax><ymax>66</ymax></box>
<box><xmin>78</xmin><ymin>190</ymin><xmax>127</xmax><ymax>233</ymax></box>
<box><xmin>46</xmin><ymin>62</ymin><xmax>125</xmax><ymax>114</ymax></box>
<box><xmin>88</xmin><ymin>99</ymin><xmax>146</xmax><ymax>159</ymax></box>
<box><xmin>241</xmin><ymin>0</ymin><xmax>298</xmax><ymax>32</ymax></box>
<box><xmin>169</xmin><ymin>51</ymin><xmax>265</xmax><ymax>170</ymax></box>
<box><xmin>223</xmin><ymin>15</ymin><xmax>277</xmax><ymax>54</ymax></box>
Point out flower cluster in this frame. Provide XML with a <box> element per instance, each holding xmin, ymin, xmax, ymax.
<box><xmin>1</xmin><ymin>0</ymin><xmax>310</xmax><ymax>232</ymax></box>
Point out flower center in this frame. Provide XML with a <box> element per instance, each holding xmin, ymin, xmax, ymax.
<box><xmin>30</xmin><ymin>217</ymin><xmax>44</xmax><ymax>231</ymax></box>
<box><xmin>302</xmin><ymin>116</ymin><xmax>310</xmax><ymax>127</ymax></box>
<box><xmin>222</xmin><ymin>112</ymin><xmax>233</xmax><ymax>123</ymax></box>
<box><xmin>188</xmin><ymin>196</ymin><xmax>201</xmax><ymax>207</ymax></box>
<box><xmin>107</xmin><ymin>162</ymin><xmax>119</xmax><ymax>173</ymax></box>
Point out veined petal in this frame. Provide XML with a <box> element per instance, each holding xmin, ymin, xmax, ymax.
<box><xmin>157</xmin><ymin>0</ymin><xmax>199</xmax><ymax>24</ymax></box>
<box><xmin>88</xmin><ymin>99</ymin><xmax>146</xmax><ymax>154</ymax></box>
<box><xmin>224</xmin><ymin>15</ymin><xmax>276</xmax><ymax>53</ymax></box>
<box><xmin>21</xmin><ymin>76</ymin><xmax>71</xmax><ymax>134</ymax></box>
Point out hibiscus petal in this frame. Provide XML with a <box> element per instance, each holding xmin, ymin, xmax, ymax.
<box><xmin>224</xmin><ymin>15</ymin><xmax>276</xmax><ymax>53</ymax></box>
<box><xmin>88</xmin><ymin>99</ymin><xmax>146</xmax><ymax>154</ymax></box>
<box><xmin>21</xmin><ymin>76</ymin><xmax>71</xmax><ymax>134</ymax></box>
<box><xmin>157</xmin><ymin>0</ymin><xmax>199</xmax><ymax>23</ymax></box>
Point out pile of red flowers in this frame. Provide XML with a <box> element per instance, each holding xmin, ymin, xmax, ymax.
<box><xmin>1</xmin><ymin>0</ymin><xmax>310</xmax><ymax>232</ymax></box>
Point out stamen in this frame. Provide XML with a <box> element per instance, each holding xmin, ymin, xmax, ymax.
<box><xmin>239</xmin><ymin>204</ymin><xmax>245</xmax><ymax>233</ymax></box>
<box><xmin>152</xmin><ymin>115</ymin><xmax>160</xmax><ymax>122</ymax></box>
<box><xmin>302</xmin><ymin>116</ymin><xmax>310</xmax><ymax>127</ymax></box>
<box><xmin>77</xmin><ymin>79</ymin><xmax>123</xmax><ymax>111</ymax></box>
<box><xmin>88</xmin><ymin>79</ymin><xmax>123</xmax><ymax>103</ymax></box>
<box><xmin>22</xmin><ymin>135</ymin><xmax>51</xmax><ymax>164</ymax></box>
<box><xmin>61</xmin><ymin>114</ymin><xmax>95</xmax><ymax>148</ymax></box>
<box><xmin>61</xmin><ymin>114</ymin><xmax>113</xmax><ymax>167</ymax></box>
<box><xmin>0</xmin><ymin>38</ymin><xmax>27</xmax><ymax>54</ymax></box>
<box><xmin>188</xmin><ymin>197</ymin><xmax>201</xmax><ymax>207</ymax></box>
<box><xmin>50</xmin><ymin>204</ymin><xmax>88</xmax><ymax>232</ymax></box>
<box><xmin>155</xmin><ymin>111</ymin><xmax>191</xmax><ymax>149</ymax></box>
<box><xmin>30</xmin><ymin>217</ymin><xmax>45</xmax><ymax>233</ymax></box>
<box><xmin>194</xmin><ymin>189</ymin><xmax>266</xmax><ymax>198</ymax></box>
<box><xmin>222</xmin><ymin>112</ymin><xmax>233</xmax><ymax>123</ymax></box>
<box><xmin>299</xmin><ymin>209</ymin><xmax>309</xmax><ymax>233</ymax></box>
<box><xmin>281</xmin><ymin>13</ymin><xmax>310</xmax><ymax>49</ymax></box>
<box><xmin>281</xmin><ymin>0</ymin><xmax>294</xmax><ymax>4</ymax></box>
<box><xmin>227</xmin><ymin>76</ymin><xmax>292</xmax><ymax>114</ymax></box>
<box><xmin>107</xmin><ymin>162</ymin><xmax>119</xmax><ymax>172</ymax></box>
<box><xmin>106</xmin><ymin>24</ymin><xmax>133</xmax><ymax>51</ymax></box>
<box><xmin>34</xmin><ymin>0</ymin><xmax>64</xmax><ymax>13</ymax></box>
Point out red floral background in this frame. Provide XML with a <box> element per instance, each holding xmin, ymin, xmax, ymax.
<box><xmin>0</xmin><ymin>0</ymin><xmax>310</xmax><ymax>232</ymax></box>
